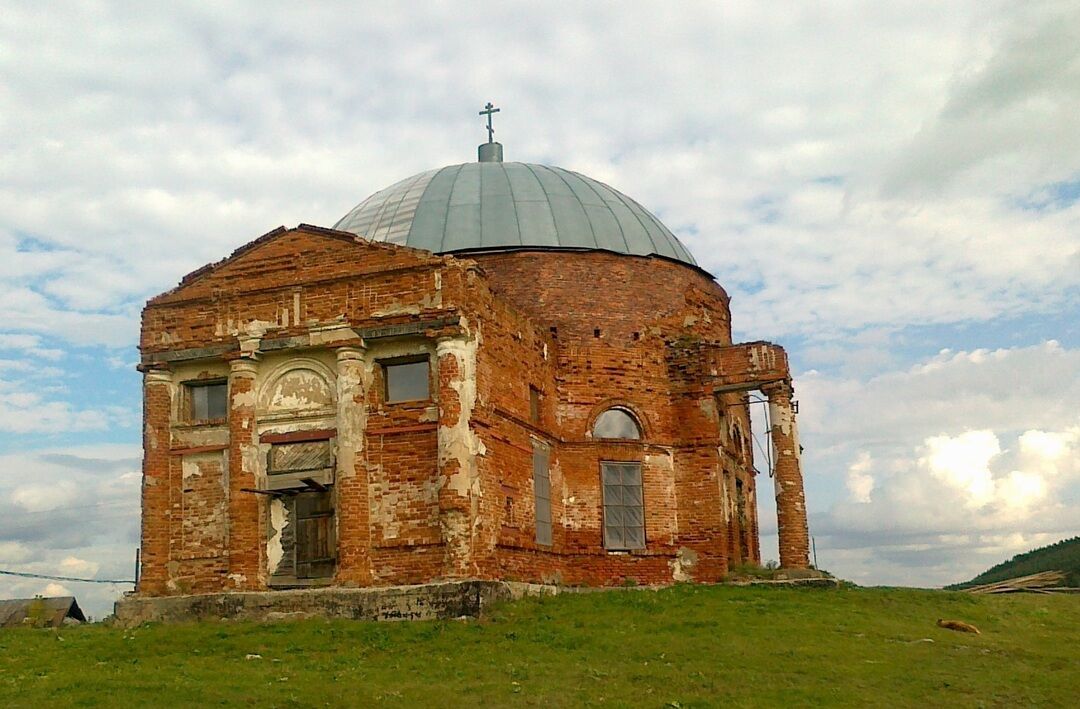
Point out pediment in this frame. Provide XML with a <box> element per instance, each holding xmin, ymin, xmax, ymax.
<box><xmin>149</xmin><ymin>224</ymin><xmax>444</xmax><ymax>305</ymax></box>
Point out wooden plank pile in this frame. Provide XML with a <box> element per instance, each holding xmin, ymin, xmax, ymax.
<box><xmin>964</xmin><ymin>570</ymin><xmax>1075</xmax><ymax>594</ymax></box>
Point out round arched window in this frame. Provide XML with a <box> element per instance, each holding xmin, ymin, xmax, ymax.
<box><xmin>592</xmin><ymin>408</ymin><xmax>642</xmax><ymax>440</ymax></box>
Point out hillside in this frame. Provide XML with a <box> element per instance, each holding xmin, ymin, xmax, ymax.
<box><xmin>2</xmin><ymin>585</ymin><xmax>1078</xmax><ymax>707</ymax></box>
<box><xmin>949</xmin><ymin>536</ymin><xmax>1080</xmax><ymax>589</ymax></box>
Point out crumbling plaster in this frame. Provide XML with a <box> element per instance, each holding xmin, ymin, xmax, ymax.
<box><xmin>436</xmin><ymin>335</ymin><xmax>486</xmax><ymax>500</ymax></box>
<box><xmin>267</xmin><ymin>498</ymin><xmax>288</xmax><ymax>575</ymax></box>
<box><xmin>768</xmin><ymin>395</ymin><xmax>801</xmax><ymax>465</ymax></box>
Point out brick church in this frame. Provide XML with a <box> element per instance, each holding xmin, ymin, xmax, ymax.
<box><xmin>135</xmin><ymin>122</ymin><xmax>810</xmax><ymax>597</ymax></box>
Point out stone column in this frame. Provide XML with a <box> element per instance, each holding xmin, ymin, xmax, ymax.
<box><xmin>763</xmin><ymin>381</ymin><xmax>810</xmax><ymax>569</ymax></box>
<box><xmin>334</xmin><ymin>345</ymin><xmax>371</xmax><ymax>585</ymax></box>
<box><xmin>226</xmin><ymin>356</ymin><xmax>262</xmax><ymax>589</ymax></box>
<box><xmin>435</xmin><ymin>337</ymin><xmax>481</xmax><ymax>577</ymax></box>
<box><xmin>139</xmin><ymin>368</ymin><xmax>173</xmax><ymax>595</ymax></box>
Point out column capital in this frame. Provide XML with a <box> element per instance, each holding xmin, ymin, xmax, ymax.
<box><xmin>229</xmin><ymin>357</ymin><xmax>259</xmax><ymax>377</ymax></box>
<box><xmin>335</xmin><ymin>344</ymin><xmax>367</xmax><ymax>363</ymax></box>
<box><xmin>760</xmin><ymin>379</ymin><xmax>794</xmax><ymax>400</ymax></box>
<box><xmin>143</xmin><ymin>368</ymin><xmax>173</xmax><ymax>385</ymax></box>
<box><xmin>435</xmin><ymin>334</ymin><xmax>468</xmax><ymax>355</ymax></box>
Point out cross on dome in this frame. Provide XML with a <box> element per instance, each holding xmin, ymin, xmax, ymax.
<box><xmin>479</xmin><ymin>102</ymin><xmax>500</xmax><ymax>143</ymax></box>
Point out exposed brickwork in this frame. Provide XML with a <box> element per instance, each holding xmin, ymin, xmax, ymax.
<box><xmin>227</xmin><ymin>358</ymin><xmax>262</xmax><ymax>589</ymax></box>
<box><xmin>178</xmin><ymin>451</ymin><xmax>227</xmax><ymax>560</ymax></box>
<box><xmin>137</xmin><ymin>370</ymin><xmax>172</xmax><ymax>595</ymax></box>
<box><xmin>763</xmin><ymin>381</ymin><xmax>811</xmax><ymax>568</ymax></box>
<box><xmin>135</xmin><ymin>227</ymin><xmax>809</xmax><ymax>597</ymax></box>
<box><xmin>333</xmin><ymin>346</ymin><xmax>371</xmax><ymax>585</ymax></box>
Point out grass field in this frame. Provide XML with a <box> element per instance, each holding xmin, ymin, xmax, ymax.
<box><xmin>1</xmin><ymin>585</ymin><xmax>1077</xmax><ymax>707</ymax></box>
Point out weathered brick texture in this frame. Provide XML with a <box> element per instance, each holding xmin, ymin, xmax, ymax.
<box><xmin>138</xmin><ymin>370</ymin><xmax>172</xmax><ymax>595</ymax></box>
<box><xmin>135</xmin><ymin>226</ymin><xmax>809</xmax><ymax>597</ymax></box>
<box><xmin>227</xmin><ymin>358</ymin><xmax>262</xmax><ymax>589</ymax></box>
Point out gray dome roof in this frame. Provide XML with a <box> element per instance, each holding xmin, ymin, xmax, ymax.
<box><xmin>333</xmin><ymin>162</ymin><xmax>696</xmax><ymax>265</ymax></box>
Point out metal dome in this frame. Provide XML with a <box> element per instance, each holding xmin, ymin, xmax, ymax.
<box><xmin>333</xmin><ymin>162</ymin><xmax>697</xmax><ymax>265</ymax></box>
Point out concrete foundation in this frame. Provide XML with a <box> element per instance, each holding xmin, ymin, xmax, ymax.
<box><xmin>113</xmin><ymin>580</ymin><xmax>552</xmax><ymax>627</ymax></box>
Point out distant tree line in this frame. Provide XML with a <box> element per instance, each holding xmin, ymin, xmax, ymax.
<box><xmin>948</xmin><ymin>536</ymin><xmax>1080</xmax><ymax>589</ymax></box>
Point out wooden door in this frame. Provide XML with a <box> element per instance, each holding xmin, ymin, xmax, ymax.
<box><xmin>294</xmin><ymin>491</ymin><xmax>335</xmax><ymax>579</ymax></box>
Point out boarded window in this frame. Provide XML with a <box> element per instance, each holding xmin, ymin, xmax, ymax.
<box><xmin>384</xmin><ymin>359</ymin><xmax>430</xmax><ymax>402</ymax></box>
<box><xmin>533</xmin><ymin>442</ymin><xmax>552</xmax><ymax>546</ymax></box>
<box><xmin>601</xmin><ymin>462</ymin><xmax>645</xmax><ymax>550</ymax></box>
<box><xmin>188</xmin><ymin>381</ymin><xmax>226</xmax><ymax>422</ymax></box>
<box><xmin>268</xmin><ymin>441</ymin><xmax>333</xmax><ymax>474</ymax></box>
<box><xmin>265</xmin><ymin>440</ymin><xmax>334</xmax><ymax>492</ymax></box>
<box><xmin>294</xmin><ymin>491</ymin><xmax>335</xmax><ymax>579</ymax></box>
<box><xmin>593</xmin><ymin>408</ymin><xmax>641</xmax><ymax>439</ymax></box>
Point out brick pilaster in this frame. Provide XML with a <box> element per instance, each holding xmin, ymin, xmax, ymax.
<box><xmin>138</xmin><ymin>368</ymin><xmax>173</xmax><ymax>594</ymax></box>
<box><xmin>334</xmin><ymin>345</ymin><xmax>371</xmax><ymax>584</ymax></box>
<box><xmin>227</xmin><ymin>357</ymin><xmax>262</xmax><ymax>588</ymax></box>
<box><xmin>764</xmin><ymin>381</ymin><xmax>810</xmax><ymax>569</ymax></box>
<box><xmin>435</xmin><ymin>337</ymin><xmax>478</xmax><ymax>577</ymax></box>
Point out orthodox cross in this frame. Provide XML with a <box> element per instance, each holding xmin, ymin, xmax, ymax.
<box><xmin>479</xmin><ymin>102</ymin><xmax>500</xmax><ymax>143</ymax></box>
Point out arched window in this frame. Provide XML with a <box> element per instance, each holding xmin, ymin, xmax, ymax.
<box><xmin>732</xmin><ymin>425</ymin><xmax>745</xmax><ymax>455</ymax></box>
<box><xmin>592</xmin><ymin>408</ymin><xmax>641</xmax><ymax>440</ymax></box>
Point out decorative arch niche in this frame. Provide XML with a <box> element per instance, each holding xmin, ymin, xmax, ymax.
<box><xmin>259</xmin><ymin>359</ymin><xmax>336</xmax><ymax>415</ymax></box>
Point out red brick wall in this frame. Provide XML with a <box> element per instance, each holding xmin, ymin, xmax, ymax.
<box><xmin>470</xmin><ymin>251</ymin><xmax>731</xmax><ymax>343</ymax></box>
<box><xmin>461</xmin><ymin>250</ymin><xmax>760</xmax><ymax>586</ymax></box>
<box><xmin>138</xmin><ymin>233</ymin><xmax>769</xmax><ymax>594</ymax></box>
<box><xmin>141</xmin><ymin>227</ymin><xmax>456</xmax><ymax>356</ymax></box>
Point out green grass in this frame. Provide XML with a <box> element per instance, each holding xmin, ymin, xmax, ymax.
<box><xmin>1</xmin><ymin>585</ymin><xmax>1076</xmax><ymax>707</ymax></box>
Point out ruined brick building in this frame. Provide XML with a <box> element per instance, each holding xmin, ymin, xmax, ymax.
<box><xmin>136</xmin><ymin>132</ymin><xmax>810</xmax><ymax>597</ymax></box>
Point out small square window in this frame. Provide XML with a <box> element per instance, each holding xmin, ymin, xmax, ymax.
<box><xmin>384</xmin><ymin>358</ymin><xmax>430</xmax><ymax>403</ymax></box>
<box><xmin>188</xmin><ymin>382</ymin><xmax>226</xmax><ymax>422</ymax></box>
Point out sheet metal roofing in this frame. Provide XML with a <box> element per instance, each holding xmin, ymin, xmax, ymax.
<box><xmin>0</xmin><ymin>596</ymin><xmax>85</xmax><ymax>628</ymax></box>
<box><xmin>333</xmin><ymin>162</ymin><xmax>697</xmax><ymax>265</ymax></box>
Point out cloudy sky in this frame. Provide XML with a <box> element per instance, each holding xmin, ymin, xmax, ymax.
<box><xmin>1</xmin><ymin>1</ymin><xmax>1077</xmax><ymax>617</ymax></box>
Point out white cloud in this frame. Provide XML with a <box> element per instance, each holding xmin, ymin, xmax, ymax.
<box><xmin>798</xmin><ymin>341</ymin><xmax>1080</xmax><ymax>446</ymax></box>
<box><xmin>11</xmin><ymin>481</ymin><xmax>79</xmax><ymax>513</ymax></box>
<box><xmin>40</xmin><ymin>582</ymin><xmax>72</xmax><ymax>597</ymax></box>
<box><xmin>881</xmin><ymin>0</ymin><xmax>1080</xmax><ymax>195</ymax></box>
<box><xmin>997</xmin><ymin>470</ymin><xmax>1048</xmax><ymax>510</ymax></box>
<box><xmin>815</xmin><ymin>423</ymin><xmax>1079</xmax><ymax>586</ymax></box>
<box><xmin>0</xmin><ymin>540</ymin><xmax>32</xmax><ymax>564</ymax></box>
<box><xmin>756</xmin><ymin>341</ymin><xmax>1075</xmax><ymax>583</ymax></box>
<box><xmin>799</xmin><ymin>341</ymin><xmax>1080</xmax><ymax>585</ymax></box>
<box><xmin>58</xmin><ymin>556</ymin><xmax>100</xmax><ymax>578</ymax></box>
<box><xmin>0</xmin><ymin>333</ymin><xmax>63</xmax><ymax>360</ymax></box>
<box><xmin>922</xmin><ymin>431</ymin><xmax>1001</xmax><ymax>508</ymax></box>
<box><xmin>0</xmin><ymin>445</ymin><xmax>140</xmax><ymax>616</ymax></box>
<box><xmin>846</xmin><ymin>452</ymin><xmax>875</xmax><ymax>504</ymax></box>
<box><xmin>822</xmin><ymin>428</ymin><xmax>1076</xmax><ymax>541</ymax></box>
<box><xmin>0</xmin><ymin>391</ymin><xmax>114</xmax><ymax>434</ymax></box>
<box><xmin>0</xmin><ymin>347</ymin><xmax>135</xmax><ymax>433</ymax></box>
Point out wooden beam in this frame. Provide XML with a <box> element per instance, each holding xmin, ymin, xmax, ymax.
<box><xmin>301</xmin><ymin>477</ymin><xmax>328</xmax><ymax>492</ymax></box>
